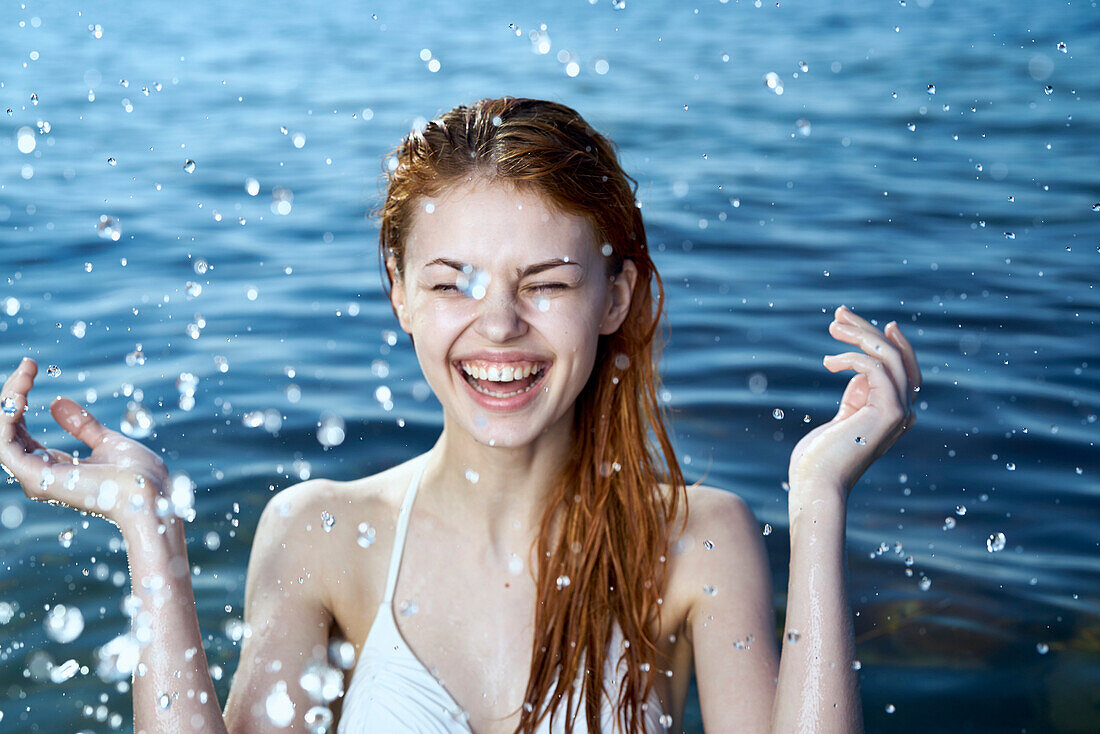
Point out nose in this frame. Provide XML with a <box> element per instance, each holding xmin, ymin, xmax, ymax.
<box><xmin>473</xmin><ymin>287</ymin><xmax>529</xmax><ymax>343</ymax></box>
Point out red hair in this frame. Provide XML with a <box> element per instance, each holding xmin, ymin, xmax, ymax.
<box><xmin>373</xmin><ymin>97</ymin><xmax>689</xmax><ymax>733</ymax></box>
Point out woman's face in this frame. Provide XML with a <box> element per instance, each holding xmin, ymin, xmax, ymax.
<box><xmin>388</xmin><ymin>178</ymin><xmax>636</xmax><ymax>449</ymax></box>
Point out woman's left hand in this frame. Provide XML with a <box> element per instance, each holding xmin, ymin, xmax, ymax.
<box><xmin>787</xmin><ymin>305</ymin><xmax>921</xmax><ymax>497</ymax></box>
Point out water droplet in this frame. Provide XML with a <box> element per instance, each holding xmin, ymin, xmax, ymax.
<box><xmin>305</xmin><ymin>705</ymin><xmax>334</xmax><ymax>734</ymax></box>
<box><xmin>772</xmin><ymin>408</ymin><xmax>784</xmax><ymax>420</ymax></box>
<box><xmin>265</xmin><ymin>681</ymin><xmax>294</xmax><ymax>726</ymax></box>
<box><xmin>464</xmin><ymin>469</ymin><xmax>479</xmax><ymax>483</ymax></box>
<box><xmin>918</xmin><ymin>575</ymin><xmax>931</xmax><ymax>591</ymax></box>
<box><xmin>1</xmin><ymin>504</ymin><xmax>24</xmax><ymax>529</ymax></box>
<box><xmin>956</xmin><ymin>505</ymin><xmax>966</xmax><ymax>516</ymax></box>
<box><xmin>798</xmin><ymin>61</ymin><xmax>809</xmax><ymax>72</ymax></box>
<box><xmin>107</xmin><ymin>157</ymin><xmax>117</xmax><ymax>166</ymax></box>
<box><xmin>44</xmin><ymin>604</ymin><xmax>84</xmax><ymax>643</ymax></box>
<box><xmin>50</xmin><ymin>658</ymin><xmax>80</xmax><ymax>683</ymax></box>
<box><xmin>942</xmin><ymin>517</ymin><xmax>956</xmax><ymax>530</ymax></box>
<box><xmin>614</xmin><ymin>353</ymin><xmax>631</xmax><ymax>370</ymax></box>
<box><xmin>762</xmin><ymin>523</ymin><xmax>772</xmax><ymax>536</ymax></box>
<box><xmin>703</xmin><ymin>585</ymin><xmax>717</xmax><ymax>596</ymax></box>
<box><xmin>851</xmin><ymin>659</ymin><xmax>862</xmax><ymax>670</ymax></box>
<box><xmin>762</xmin><ymin>71</ymin><xmax>784</xmax><ymax>95</ymax></box>
<box><xmin>95</xmin><ymin>632</ymin><xmax>140</xmax><ymax>682</ymax></box>
<box><xmin>125</xmin><ymin>345</ymin><xmax>146</xmax><ymax>367</ymax></box>
<box><xmin>786</xmin><ymin>630</ymin><xmax>800</xmax><ymax>643</ymax></box>
<box><xmin>46</xmin><ymin>364</ymin><xmax>61</xmax><ymax>378</ymax></box>
<box><xmin>224</xmin><ymin>619</ymin><xmax>251</xmax><ymax>642</ymax></box>
<box><xmin>927</xmin><ymin>84</ymin><xmax>935</xmax><ymax>94</ymax></box>
<box><xmin>1044</xmin><ymin>85</ymin><xmax>1054</xmax><ymax>95</ymax></box>
<box><xmin>355</xmin><ymin>521</ymin><xmax>376</xmax><ymax>548</ymax></box>
<box><xmin>328</xmin><ymin>638</ymin><xmax>356</xmax><ymax>669</ymax></box>
<box><xmin>885</xmin><ymin>704</ymin><xmax>896</xmax><ymax>714</ymax></box>
<box><xmin>292</xmin><ymin>132</ymin><xmax>306</xmax><ymax>149</ymax></box>
<box><xmin>97</xmin><ymin>214</ymin><xmax>121</xmax><ymax>241</ymax></box>
<box><xmin>907</xmin><ymin>122</ymin><xmax>916</xmax><ymax>132</ymax></box>
<box><xmin>16</xmin><ymin>126</ymin><xmax>36</xmax><ymax>154</ymax></box>
<box><xmin>703</xmin><ymin>539</ymin><xmax>714</xmax><ymax>550</ymax></box>
<box><xmin>1006</xmin><ymin>462</ymin><xmax>1015</xmax><ymax>471</ymax></box>
<box><xmin>659</xmin><ymin>713</ymin><xmax>673</xmax><ymax>729</ymax></box>
<box><xmin>1091</xmin><ymin>203</ymin><xmax>1099</xmax><ymax>213</ymax></box>
<box><xmin>271</xmin><ymin>186</ymin><xmax>293</xmax><ymax>215</ymax></box>
<box><xmin>299</xmin><ymin>661</ymin><xmax>344</xmax><ymax>703</ymax></box>
<box><xmin>1</xmin><ymin>397</ymin><xmax>17</xmax><ymax>415</ymax></box>
<box><xmin>1057</xmin><ymin>41</ymin><xmax>1067</xmax><ymax>53</ymax></box>
<box><xmin>986</xmin><ymin>532</ymin><xmax>1006</xmax><ymax>552</ymax></box>
<box><xmin>398</xmin><ymin>599</ymin><xmax>419</xmax><ymax>616</ymax></box>
<box><xmin>454</xmin><ymin>265</ymin><xmax>491</xmax><ymax>300</ymax></box>
<box><xmin>1036</xmin><ymin>642</ymin><xmax>1050</xmax><ymax>655</ymax></box>
<box><xmin>245</xmin><ymin>177</ymin><xmax>260</xmax><ymax>196</ymax></box>
<box><xmin>855</xmin><ymin>436</ymin><xmax>866</xmax><ymax>445</ymax></box>
<box><xmin>58</xmin><ymin>527</ymin><xmax>75</xmax><ymax>548</ymax></box>
<box><xmin>183</xmin><ymin>159</ymin><xmax>196</xmax><ymax>173</ymax></box>
<box><xmin>168</xmin><ymin>474</ymin><xmax>195</xmax><ymax>519</ymax></box>
<box><xmin>317</xmin><ymin>413</ymin><xmax>346</xmax><ymax>447</ymax></box>
<box><xmin>556</xmin><ymin>575</ymin><xmax>571</xmax><ymax>590</ymax></box>
<box><xmin>320</xmin><ymin>511</ymin><xmax>335</xmax><ymax>532</ymax></box>
<box><xmin>802</xmin><ymin>414</ymin><xmax>811</xmax><ymax>423</ymax></box>
<box><xmin>795</xmin><ymin>119</ymin><xmax>811</xmax><ymax>137</ymax></box>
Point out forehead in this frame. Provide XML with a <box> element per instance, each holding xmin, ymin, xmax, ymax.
<box><xmin>404</xmin><ymin>179</ymin><xmax>597</xmax><ymax>266</ymax></box>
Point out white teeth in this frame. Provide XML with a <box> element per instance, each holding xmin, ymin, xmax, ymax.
<box><xmin>459</xmin><ymin>362</ymin><xmax>543</xmax><ymax>382</ymax></box>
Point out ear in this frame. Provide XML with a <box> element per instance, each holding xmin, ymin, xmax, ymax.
<box><xmin>386</xmin><ymin>255</ymin><xmax>413</xmax><ymax>334</ymax></box>
<box><xmin>599</xmin><ymin>259</ymin><xmax>637</xmax><ymax>335</ymax></box>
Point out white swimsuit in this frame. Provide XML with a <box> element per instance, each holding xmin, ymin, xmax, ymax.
<box><xmin>336</xmin><ymin>454</ymin><xmax>668</xmax><ymax>733</ymax></box>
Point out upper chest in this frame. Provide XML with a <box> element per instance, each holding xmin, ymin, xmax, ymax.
<box><xmin>318</xmin><ymin>475</ymin><xmax>697</xmax><ymax>731</ymax></box>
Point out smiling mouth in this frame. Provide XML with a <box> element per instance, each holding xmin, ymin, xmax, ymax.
<box><xmin>455</xmin><ymin>363</ymin><xmax>549</xmax><ymax>398</ymax></box>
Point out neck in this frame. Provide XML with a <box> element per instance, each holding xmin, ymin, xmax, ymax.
<box><xmin>420</xmin><ymin>411</ymin><xmax>575</xmax><ymax>555</ymax></box>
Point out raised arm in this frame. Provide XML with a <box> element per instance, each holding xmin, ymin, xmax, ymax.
<box><xmin>0</xmin><ymin>359</ymin><xmax>335</xmax><ymax>734</ymax></box>
<box><xmin>0</xmin><ymin>358</ymin><xmax>227</xmax><ymax>732</ymax></box>
<box><xmin>688</xmin><ymin>306</ymin><xmax>918</xmax><ymax>733</ymax></box>
<box><xmin>772</xmin><ymin>305</ymin><xmax>920</xmax><ymax>732</ymax></box>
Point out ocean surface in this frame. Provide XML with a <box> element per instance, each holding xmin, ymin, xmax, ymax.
<box><xmin>1</xmin><ymin>1</ymin><xmax>1098</xmax><ymax>732</ymax></box>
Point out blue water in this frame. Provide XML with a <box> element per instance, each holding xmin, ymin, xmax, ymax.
<box><xmin>2</xmin><ymin>1</ymin><xmax>1098</xmax><ymax>731</ymax></box>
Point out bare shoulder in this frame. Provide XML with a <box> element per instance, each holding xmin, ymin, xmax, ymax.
<box><xmin>659</xmin><ymin>482</ymin><xmax>770</xmax><ymax>633</ymax></box>
<box><xmin>659</xmin><ymin>481</ymin><xmax>762</xmax><ymax>556</ymax></box>
<box><xmin>257</xmin><ymin>458</ymin><xmax>415</xmax><ymax>541</ymax></box>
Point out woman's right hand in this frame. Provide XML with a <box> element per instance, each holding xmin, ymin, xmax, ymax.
<box><xmin>0</xmin><ymin>357</ymin><xmax>170</xmax><ymax>529</ymax></box>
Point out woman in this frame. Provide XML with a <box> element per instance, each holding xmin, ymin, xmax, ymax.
<box><xmin>0</xmin><ymin>97</ymin><xmax>919</xmax><ymax>733</ymax></box>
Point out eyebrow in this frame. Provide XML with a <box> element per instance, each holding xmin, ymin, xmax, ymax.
<box><xmin>423</xmin><ymin>257</ymin><xmax>583</xmax><ymax>277</ymax></box>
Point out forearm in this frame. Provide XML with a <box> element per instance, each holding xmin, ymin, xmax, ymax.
<box><xmin>123</xmin><ymin>516</ymin><xmax>229</xmax><ymax>734</ymax></box>
<box><xmin>771</xmin><ymin>488</ymin><xmax>862</xmax><ymax>733</ymax></box>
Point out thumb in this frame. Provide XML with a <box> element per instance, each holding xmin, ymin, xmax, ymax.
<box><xmin>50</xmin><ymin>397</ymin><xmax>112</xmax><ymax>450</ymax></box>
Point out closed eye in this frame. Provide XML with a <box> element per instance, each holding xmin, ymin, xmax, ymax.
<box><xmin>529</xmin><ymin>283</ymin><xmax>569</xmax><ymax>293</ymax></box>
<box><xmin>432</xmin><ymin>284</ymin><xmax>459</xmax><ymax>292</ymax></box>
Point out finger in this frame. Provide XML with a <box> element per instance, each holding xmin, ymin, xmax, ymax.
<box><xmin>0</xmin><ymin>358</ymin><xmax>36</xmax><ymax>439</ymax></box>
<box><xmin>823</xmin><ymin>351</ymin><xmax>905</xmax><ymax>413</ymax></box>
<box><xmin>885</xmin><ymin>321</ymin><xmax>922</xmax><ymax>394</ymax></box>
<box><xmin>829</xmin><ymin>320</ymin><xmax>908</xmax><ymax>404</ymax></box>
<box><xmin>50</xmin><ymin>397</ymin><xmax>112</xmax><ymax>451</ymax></box>
<box><xmin>835</xmin><ymin>304</ymin><xmax>878</xmax><ymax>332</ymax></box>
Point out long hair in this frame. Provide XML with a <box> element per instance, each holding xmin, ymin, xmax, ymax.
<box><xmin>372</xmin><ymin>97</ymin><xmax>689</xmax><ymax>733</ymax></box>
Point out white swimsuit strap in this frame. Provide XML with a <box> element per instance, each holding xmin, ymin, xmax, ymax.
<box><xmin>382</xmin><ymin>453</ymin><xmax>430</xmax><ymax>604</ymax></box>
